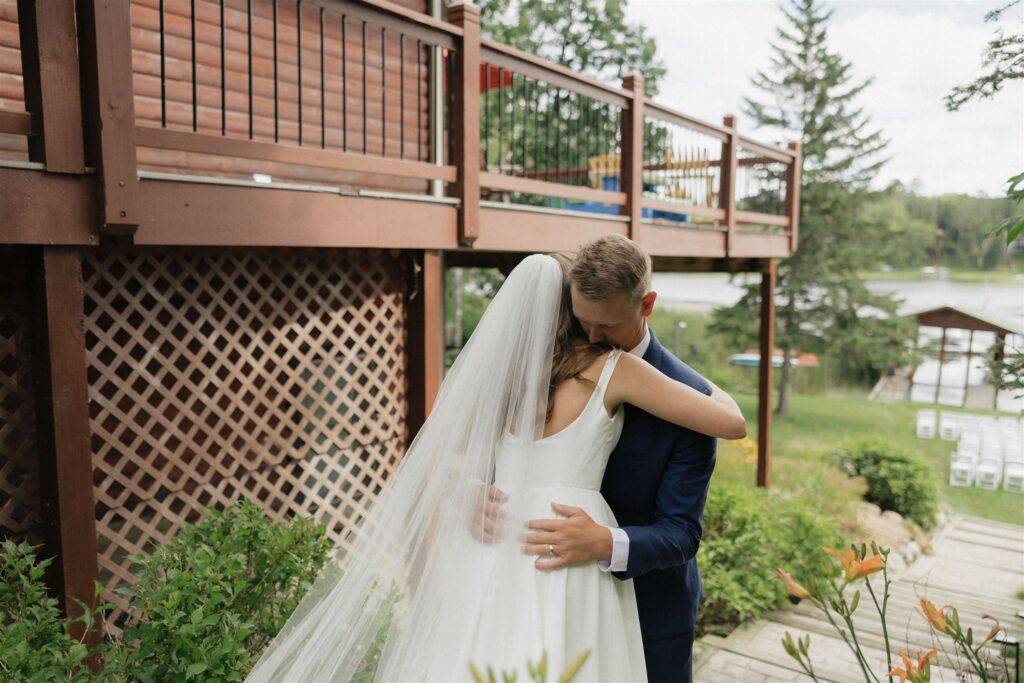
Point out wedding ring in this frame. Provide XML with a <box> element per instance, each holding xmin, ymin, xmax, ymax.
<box><xmin>548</xmin><ymin>543</ymin><xmax>555</xmax><ymax>557</ymax></box>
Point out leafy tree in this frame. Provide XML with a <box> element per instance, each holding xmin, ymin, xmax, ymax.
<box><xmin>711</xmin><ymin>0</ymin><xmax>912</xmax><ymax>414</ymax></box>
<box><xmin>946</xmin><ymin>0</ymin><xmax>1024</xmax><ymax>401</ymax></box>
<box><xmin>944</xmin><ymin>0</ymin><xmax>1024</xmax><ymax>112</ymax></box>
<box><xmin>476</xmin><ymin>0</ymin><xmax>666</xmax><ymax>95</ymax></box>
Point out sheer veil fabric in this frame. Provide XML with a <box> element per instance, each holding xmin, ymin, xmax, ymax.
<box><xmin>245</xmin><ymin>254</ymin><xmax>573</xmax><ymax>682</ymax></box>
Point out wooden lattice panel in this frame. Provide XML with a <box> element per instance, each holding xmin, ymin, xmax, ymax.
<box><xmin>83</xmin><ymin>248</ymin><xmax>409</xmax><ymax>632</ymax></box>
<box><xmin>0</xmin><ymin>248</ymin><xmax>40</xmax><ymax>544</ymax></box>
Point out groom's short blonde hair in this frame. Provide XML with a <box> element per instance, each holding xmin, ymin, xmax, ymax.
<box><xmin>570</xmin><ymin>235</ymin><xmax>652</xmax><ymax>306</ymax></box>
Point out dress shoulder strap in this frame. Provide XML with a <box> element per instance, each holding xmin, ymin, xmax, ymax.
<box><xmin>595</xmin><ymin>348</ymin><xmax>624</xmax><ymax>392</ymax></box>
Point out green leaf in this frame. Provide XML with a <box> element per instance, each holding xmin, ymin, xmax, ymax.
<box><xmin>186</xmin><ymin>662</ymin><xmax>208</xmax><ymax>677</ymax></box>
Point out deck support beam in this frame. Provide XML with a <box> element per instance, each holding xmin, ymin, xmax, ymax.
<box><xmin>406</xmin><ymin>250</ymin><xmax>445</xmax><ymax>443</ymax></box>
<box><xmin>757</xmin><ymin>260</ymin><xmax>776</xmax><ymax>488</ymax></box>
<box><xmin>28</xmin><ymin>248</ymin><xmax>103</xmax><ymax>664</ymax></box>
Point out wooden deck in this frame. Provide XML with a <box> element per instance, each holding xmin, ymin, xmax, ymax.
<box><xmin>0</xmin><ymin>0</ymin><xmax>800</xmax><ymax>262</ymax></box>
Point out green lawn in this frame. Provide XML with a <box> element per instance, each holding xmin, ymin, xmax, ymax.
<box><xmin>731</xmin><ymin>391</ymin><xmax>1024</xmax><ymax>526</ymax></box>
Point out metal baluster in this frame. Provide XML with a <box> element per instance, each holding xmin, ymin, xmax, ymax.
<box><xmin>220</xmin><ymin>0</ymin><xmax>226</xmax><ymax>135</ymax></box>
<box><xmin>497</xmin><ymin>68</ymin><xmax>503</xmax><ymax>174</ymax></box>
<box><xmin>247</xmin><ymin>0</ymin><xmax>253</xmax><ymax>139</ymax></box>
<box><xmin>273</xmin><ymin>0</ymin><xmax>279</xmax><ymax>142</ymax></box>
<box><xmin>482</xmin><ymin>63</ymin><xmax>489</xmax><ymax>170</ymax></box>
<box><xmin>297</xmin><ymin>1</ymin><xmax>303</xmax><ymax>146</ymax></box>
<box><xmin>342</xmin><ymin>16</ymin><xmax>347</xmax><ymax>151</ymax></box>
<box><xmin>362</xmin><ymin>21</ymin><xmax>367</xmax><ymax>153</ymax></box>
<box><xmin>320</xmin><ymin>8</ymin><xmax>325</xmax><ymax>149</ymax></box>
<box><xmin>191</xmin><ymin>0</ymin><xmax>197</xmax><ymax>131</ymax></box>
<box><xmin>160</xmin><ymin>0</ymin><xmax>166</xmax><ymax>127</ymax></box>
<box><xmin>400</xmin><ymin>35</ymin><xmax>405</xmax><ymax>159</ymax></box>
<box><xmin>416</xmin><ymin>40</ymin><xmax>422</xmax><ymax>161</ymax></box>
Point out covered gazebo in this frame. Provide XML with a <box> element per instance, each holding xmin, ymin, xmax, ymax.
<box><xmin>909</xmin><ymin>306</ymin><xmax>1023</xmax><ymax>411</ymax></box>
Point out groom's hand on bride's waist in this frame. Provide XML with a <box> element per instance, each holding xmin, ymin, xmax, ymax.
<box><xmin>520</xmin><ymin>502</ymin><xmax>613</xmax><ymax>570</ymax></box>
<box><xmin>470</xmin><ymin>483</ymin><xmax>508</xmax><ymax>543</ymax></box>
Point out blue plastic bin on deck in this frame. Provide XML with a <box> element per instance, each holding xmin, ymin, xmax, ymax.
<box><xmin>559</xmin><ymin>177</ymin><xmax>688</xmax><ymax>222</ymax></box>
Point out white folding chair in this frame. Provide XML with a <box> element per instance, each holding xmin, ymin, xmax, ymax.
<box><xmin>916</xmin><ymin>409</ymin><xmax>937</xmax><ymax>439</ymax></box>
<box><xmin>939</xmin><ymin>412</ymin><xmax>962</xmax><ymax>441</ymax></box>
<box><xmin>949</xmin><ymin>453</ymin><xmax>975</xmax><ymax>487</ymax></box>
<box><xmin>975</xmin><ymin>457</ymin><xmax>1003</xmax><ymax>490</ymax></box>
<box><xmin>1003</xmin><ymin>462</ymin><xmax>1024</xmax><ymax>493</ymax></box>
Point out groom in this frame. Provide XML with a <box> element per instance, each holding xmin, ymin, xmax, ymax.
<box><xmin>523</xmin><ymin>235</ymin><xmax>718</xmax><ymax>683</ymax></box>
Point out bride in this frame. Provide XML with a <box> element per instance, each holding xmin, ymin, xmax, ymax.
<box><xmin>245</xmin><ymin>252</ymin><xmax>745</xmax><ymax>682</ymax></box>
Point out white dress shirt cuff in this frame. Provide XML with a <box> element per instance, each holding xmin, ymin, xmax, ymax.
<box><xmin>597</xmin><ymin>525</ymin><xmax>630</xmax><ymax>572</ymax></box>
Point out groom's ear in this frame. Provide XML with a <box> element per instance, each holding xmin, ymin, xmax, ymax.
<box><xmin>641</xmin><ymin>291</ymin><xmax>657</xmax><ymax>318</ymax></box>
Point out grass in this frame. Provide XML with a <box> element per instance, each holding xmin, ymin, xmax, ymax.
<box><xmin>730</xmin><ymin>390</ymin><xmax>1024</xmax><ymax>526</ymax></box>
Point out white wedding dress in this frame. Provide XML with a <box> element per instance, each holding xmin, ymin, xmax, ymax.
<box><xmin>245</xmin><ymin>255</ymin><xmax>647</xmax><ymax>683</ymax></box>
<box><xmin>410</xmin><ymin>348</ymin><xmax>648</xmax><ymax>682</ymax></box>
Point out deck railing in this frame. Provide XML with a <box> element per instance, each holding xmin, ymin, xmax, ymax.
<box><xmin>2</xmin><ymin>0</ymin><xmax>800</xmax><ymax>253</ymax></box>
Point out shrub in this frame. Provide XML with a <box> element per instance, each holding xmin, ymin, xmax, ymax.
<box><xmin>697</xmin><ymin>481</ymin><xmax>845</xmax><ymax>635</ymax></box>
<box><xmin>105</xmin><ymin>498</ymin><xmax>333</xmax><ymax>681</ymax></box>
<box><xmin>834</xmin><ymin>440</ymin><xmax>939</xmax><ymax>529</ymax></box>
<box><xmin>0</xmin><ymin>539</ymin><xmax>110</xmax><ymax>681</ymax></box>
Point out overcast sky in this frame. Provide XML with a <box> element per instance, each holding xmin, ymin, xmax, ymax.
<box><xmin>626</xmin><ymin>0</ymin><xmax>1024</xmax><ymax>197</ymax></box>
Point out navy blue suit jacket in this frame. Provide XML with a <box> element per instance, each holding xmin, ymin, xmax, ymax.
<box><xmin>600</xmin><ymin>330</ymin><xmax>716</xmax><ymax>643</ymax></box>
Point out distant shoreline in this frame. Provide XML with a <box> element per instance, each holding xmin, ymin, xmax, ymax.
<box><xmin>856</xmin><ymin>268</ymin><xmax>1022</xmax><ymax>284</ymax></box>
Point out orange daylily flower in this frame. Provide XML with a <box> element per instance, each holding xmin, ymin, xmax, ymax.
<box><xmin>919</xmin><ymin>598</ymin><xmax>951</xmax><ymax>634</ymax></box>
<box><xmin>822</xmin><ymin>546</ymin><xmax>885</xmax><ymax>581</ymax></box>
<box><xmin>848</xmin><ymin>554</ymin><xmax>885</xmax><ymax>580</ymax></box>
<box><xmin>982</xmin><ymin>614</ymin><xmax>1002</xmax><ymax>643</ymax></box>
<box><xmin>773</xmin><ymin>568</ymin><xmax>811</xmax><ymax>599</ymax></box>
<box><xmin>887</xmin><ymin>649</ymin><xmax>935</xmax><ymax>683</ymax></box>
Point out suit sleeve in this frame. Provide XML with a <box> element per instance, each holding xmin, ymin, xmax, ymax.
<box><xmin>613</xmin><ymin>363</ymin><xmax>716</xmax><ymax>581</ymax></box>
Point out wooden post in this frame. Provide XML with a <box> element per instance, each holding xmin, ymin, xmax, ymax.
<box><xmin>406</xmin><ymin>250</ymin><xmax>445</xmax><ymax>444</ymax></box>
<box><xmin>76</xmin><ymin>0</ymin><xmax>140</xmax><ymax>235</ymax></box>
<box><xmin>935</xmin><ymin>327</ymin><xmax>947</xmax><ymax>404</ymax></box>
<box><xmin>785</xmin><ymin>140</ymin><xmax>801</xmax><ymax>252</ymax></box>
<box><xmin>757</xmin><ymin>260</ymin><xmax>776</xmax><ymax>488</ymax></box>
<box><xmin>620</xmin><ymin>73</ymin><xmax>645</xmax><ymax>243</ymax></box>
<box><xmin>720</xmin><ymin>114</ymin><xmax>738</xmax><ymax>256</ymax></box>
<box><xmin>16</xmin><ymin>0</ymin><xmax>85</xmax><ymax>172</ymax></box>
<box><xmin>449</xmin><ymin>2</ymin><xmax>480</xmax><ymax>246</ymax></box>
<box><xmin>963</xmin><ymin>329</ymin><xmax>974</xmax><ymax>408</ymax></box>
<box><xmin>994</xmin><ymin>332</ymin><xmax>1007</xmax><ymax>409</ymax></box>
<box><xmin>28</xmin><ymin>248</ymin><xmax>103</xmax><ymax>659</ymax></box>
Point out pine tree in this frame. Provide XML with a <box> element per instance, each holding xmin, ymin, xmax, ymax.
<box><xmin>711</xmin><ymin>0</ymin><xmax>912</xmax><ymax>415</ymax></box>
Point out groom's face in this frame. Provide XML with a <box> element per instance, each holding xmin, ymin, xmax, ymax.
<box><xmin>570</xmin><ymin>285</ymin><xmax>656</xmax><ymax>351</ymax></box>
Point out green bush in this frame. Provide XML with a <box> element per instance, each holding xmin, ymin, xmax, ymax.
<box><xmin>697</xmin><ymin>482</ymin><xmax>845</xmax><ymax>635</ymax></box>
<box><xmin>1</xmin><ymin>499</ymin><xmax>332</xmax><ymax>682</ymax></box>
<box><xmin>834</xmin><ymin>440</ymin><xmax>939</xmax><ymax>528</ymax></box>
<box><xmin>0</xmin><ymin>539</ymin><xmax>110</xmax><ymax>681</ymax></box>
<box><xmin>107</xmin><ymin>498</ymin><xmax>333</xmax><ymax>681</ymax></box>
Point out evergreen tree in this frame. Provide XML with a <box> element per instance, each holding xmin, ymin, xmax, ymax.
<box><xmin>711</xmin><ymin>0</ymin><xmax>912</xmax><ymax>415</ymax></box>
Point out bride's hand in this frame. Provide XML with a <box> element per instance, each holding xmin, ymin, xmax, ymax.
<box><xmin>520</xmin><ymin>502</ymin><xmax>612</xmax><ymax>570</ymax></box>
<box><xmin>469</xmin><ymin>483</ymin><xmax>509</xmax><ymax>543</ymax></box>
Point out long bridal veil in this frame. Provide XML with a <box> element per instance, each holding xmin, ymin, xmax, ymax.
<box><xmin>245</xmin><ymin>253</ymin><xmax>569</xmax><ymax>682</ymax></box>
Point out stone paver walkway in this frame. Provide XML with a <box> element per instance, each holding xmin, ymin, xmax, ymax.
<box><xmin>693</xmin><ymin>515</ymin><xmax>1024</xmax><ymax>682</ymax></box>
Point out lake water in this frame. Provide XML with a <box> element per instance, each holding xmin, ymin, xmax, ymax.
<box><xmin>652</xmin><ymin>273</ymin><xmax>1024</xmax><ymax>330</ymax></box>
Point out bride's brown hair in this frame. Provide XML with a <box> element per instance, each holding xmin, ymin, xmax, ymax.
<box><xmin>546</xmin><ymin>253</ymin><xmax>609</xmax><ymax>424</ymax></box>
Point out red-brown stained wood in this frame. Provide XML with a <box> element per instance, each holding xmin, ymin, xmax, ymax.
<box><xmin>449</xmin><ymin>2</ymin><xmax>480</xmax><ymax>246</ymax></box>
<box><xmin>405</xmin><ymin>248</ymin><xmax>443</xmax><ymax>441</ymax></box>
<box><xmin>28</xmin><ymin>248</ymin><xmax>103</xmax><ymax>661</ymax></box>
<box><xmin>786</xmin><ymin>140</ymin><xmax>802</xmax><ymax>251</ymax></box>
<box><xmin>16</xmin><ymin>0</ymin><xmax>84</xmax><ymax>171</ymax></box>
<box><xmin>619</xmin><ymin>73</ymin><xmax>644</xmax><ymax>242</ymax></box>
<box><xmin>757</xmin><ymin>260</ymin><xmax>775</xmax><ymax>488</ymax></box>
<box><xmin>720</xmin><ymin>114</ymin><xmax>738</xmax><ymax>255</ymax></box>
<box><xmin>0</xmin><ymin>167</ymin><xmax>99</xmax><ymax>244</ymax></box>
<box><xmin>77</xmin><ymin>0</ymin><xmax>140</xmax><ymax>235</ymax></box>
